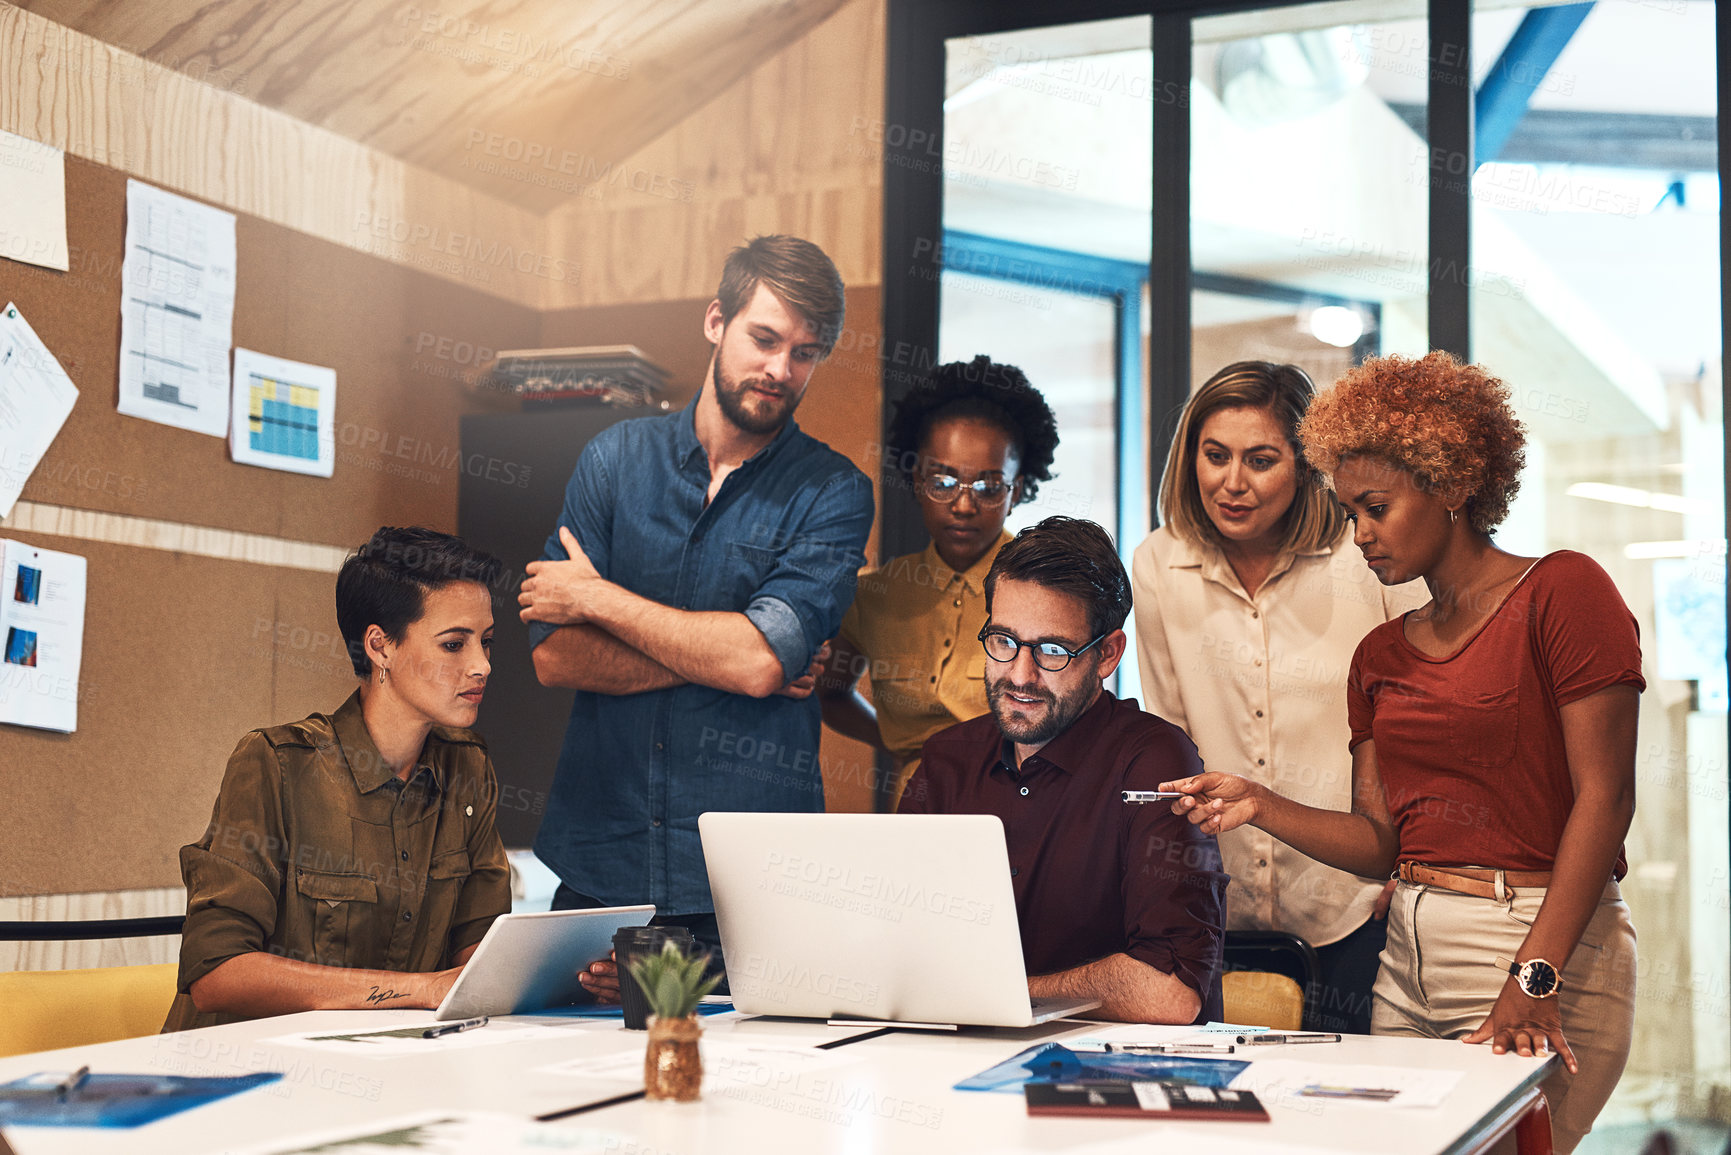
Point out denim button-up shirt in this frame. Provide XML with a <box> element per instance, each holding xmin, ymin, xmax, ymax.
<box><xmin>529</xmin><ymin>400</ymin><xmax>874</xmax><ymax>914</ymax></box>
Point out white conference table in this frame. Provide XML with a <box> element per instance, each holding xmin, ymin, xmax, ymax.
<box><xmin>0</xmin><ymin>1009</ymin><xmax>1554</xmax><ymax>1155</ymax></box>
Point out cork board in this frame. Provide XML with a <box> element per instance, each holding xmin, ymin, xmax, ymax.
<box><xmin>0</xmin><ymin>154</ymin><xmax>539</xmax><ymax>896</ymax></box>
<box><xmin>0</xmin><ymin>533</ymin><xmax>362</xmax><ymax>895</ymax></box>
<box><xmin>6</xmin><ymin>156</ymin><xmax>538</xmax><ymax>548</ymax></box>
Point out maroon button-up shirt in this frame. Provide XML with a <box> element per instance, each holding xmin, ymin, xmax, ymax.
<box><xmin>900</xmin><ymin>690</ymin><xmax>1227</xmax><ymax>1022</ymax></box>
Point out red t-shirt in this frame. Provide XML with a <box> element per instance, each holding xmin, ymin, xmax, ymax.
<box><xmin>1347</xmin><ymin>551</ymin><xmax>1644</xmax><ymax>873</ymax></box>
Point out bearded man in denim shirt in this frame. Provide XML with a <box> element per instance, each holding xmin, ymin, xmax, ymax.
<box><xmin>518</xmin><ymin>236</ymin><xmax>874</xmax><ymax>997</ymax></box>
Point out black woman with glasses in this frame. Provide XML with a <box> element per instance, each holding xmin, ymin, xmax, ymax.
<box><xmin>819</xmin><ymin>356</ymin><xmax>1058</xmax><ymax>808</ymax></box>
<box><xmin>898</xmin><ymin>516</ymin><xmax>1228</xmax><ymax>1024</ymax></box>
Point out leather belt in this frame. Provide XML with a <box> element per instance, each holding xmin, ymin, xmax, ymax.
<box><xmin>1395</xmin><ymin>862</ymin><xmax>1553</xmax><ymax>898</ymax></box>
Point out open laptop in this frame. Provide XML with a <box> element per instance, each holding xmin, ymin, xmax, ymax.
<box><xmin>433</xmin><ymin>904</ymin><xmax>654</xmax><ymax>1020</ymax></box>
<box><xmin>700</xmin><ymin>813</ymin><xmax>1100</xmax><ymax>1028</ymax></box>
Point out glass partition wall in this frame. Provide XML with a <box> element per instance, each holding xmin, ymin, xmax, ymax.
<box><xmin>886</xmin><ymin>0</ymin><xmax>1726</xmax><ymax>1142</ymax></box>
<box><xmin>1463</xmin><ymin>1</ymin><xmax>1726</xmax><ymax>1127</ymax></box>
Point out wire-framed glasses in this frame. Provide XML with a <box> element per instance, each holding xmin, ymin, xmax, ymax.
<box><xmin>919</xmin><ymin>472</ymin><xmax>1013</xmax><ymax>507</ymax></box>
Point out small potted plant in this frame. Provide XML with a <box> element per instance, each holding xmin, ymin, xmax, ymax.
<box><xmin>628</xmin><ymin>940</ymin><xmax>722</xmax><ymax>1102</ymax></box>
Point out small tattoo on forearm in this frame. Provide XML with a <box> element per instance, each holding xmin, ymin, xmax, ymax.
<box><xmin>365</xmin><ymin>986</ymin><xmax>407</xmax><ymax>1004</ymax></box>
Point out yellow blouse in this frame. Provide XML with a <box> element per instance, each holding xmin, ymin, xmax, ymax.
<box><xmin>836</xmin><ymin>531</ymin><xmax>1011</xmax><ymax>794</ymax></box>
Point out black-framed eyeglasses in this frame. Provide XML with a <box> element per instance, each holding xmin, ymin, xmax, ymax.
<box><xmin>977</xmin><ymin>626</ymin><xmax>1107</xmax><ymax>672</ymax></box>
<box><xmin>919</xmin><ymin>472</ymin><xmax>1013</xmax><ymax>507</ymax></box>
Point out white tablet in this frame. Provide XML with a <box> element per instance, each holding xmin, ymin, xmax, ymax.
<box><xmin>434</xmin><ymin>905</ymin><xmax>655</xmax><ymax>1020</ymax></box>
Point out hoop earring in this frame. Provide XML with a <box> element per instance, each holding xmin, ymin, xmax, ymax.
<box><xmin>1449</xmin><ymin>508</ymin><xmax>1458</xmax><ymax>526</ymax></box>
<box><xmin>378</xmin><ymin>666</ymin><xmax>388</xmax><ymax>684</ymax></box>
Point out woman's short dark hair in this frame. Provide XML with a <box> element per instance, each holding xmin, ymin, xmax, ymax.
<box><xmin>336</xmin><ymin>527</ymin><xmax>504</xmax><ymax>678</ymax></box>
<box><xmin>886</xmin><ymin>355</ymin><xmax>1059</xmax><ymax>505</ymax></box>
<box><xmin>984</xmin><ymin>516</ymin><xmax>1131</xmax><ymax>639</ymax></box>
<box><xmin>1158</xmin><ymin>361</ymin><xmax>1344</xmax><ymax>553</ymax></box>
<box><xmin>716</xmin><ymin>234</ymin><xmax>846</xmax><ymax>355</ymax></box>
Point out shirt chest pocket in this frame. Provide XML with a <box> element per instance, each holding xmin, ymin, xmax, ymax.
<box><xmin>295</xmin><ymin>869</ymin><xmax>378</xmax><ymax>967</ymax></box>
<box><xmin>1447</xmin><ymin>685</ymin><xmax>1520</xmax><ymax>768</ymax></box>
<box><xmin>429</xmin><ymin>849</ymin><xmax>472</xmax><ymax>882</ymax></box>
<box><xmin>868</xmin><ymin>652</ymin><xmax>943</xmax><ymax>716</ymax></box>
<box><xmin>419</xmin><ymin>849</ymin><xmax>473</xmax><ymax>943</ymax></box>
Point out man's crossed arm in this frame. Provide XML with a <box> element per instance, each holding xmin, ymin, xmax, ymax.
<box><xmin>521</xmin><ymin>527</ymin><xmax>823</xmax><ymax>699</ymax></box>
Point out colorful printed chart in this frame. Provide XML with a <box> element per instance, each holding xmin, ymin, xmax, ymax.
<box><xmin>248</xmin><ymin>375</ymin><xmax>321</xmax><ymax>460</ymax></box>
<box><xmin>229</xmin><ymin>347</ymin><xmax>336</xmax><ymax>476</ymax></box>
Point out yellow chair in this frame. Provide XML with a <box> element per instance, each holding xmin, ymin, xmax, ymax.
<box><xmin>1222</xmin><ymin>969</ymin><xmax>1305</xmax><ymax>1031</ymax></box>
<box><xmin>0</xmin><ymin>964</ymin><xmax>180</xmax><ymax>1057</ymax></box>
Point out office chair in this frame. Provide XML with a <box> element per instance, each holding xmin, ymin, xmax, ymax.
<box><xmin>0</xmin><ymin>916</ymin><xmax>184</xmax><ymax>1058</ymax></box>
<box><xmin>1221</xmin><ymin>929</ymin><xmax>1318</xmax><ymax>1031</ymax></box>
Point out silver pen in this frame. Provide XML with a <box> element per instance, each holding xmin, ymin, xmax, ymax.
<box><xmin>423</xmin><ymin>1016</ymin><xmax>489</xmax><ymax>1039</ymax></box>
<box><xmin>55</xmin><ymin>1066</ymin><xmax>90</xmax><ymax>1101</ymax></box>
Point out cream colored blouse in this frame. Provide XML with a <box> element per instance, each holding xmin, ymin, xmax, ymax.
<box><xmin>1131</xmin><ymin>526</ymin><xmax>1426</xmax><ymax>947</ymax></box>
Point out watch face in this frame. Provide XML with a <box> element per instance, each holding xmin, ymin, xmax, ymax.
<box><xmin>1522</xmin><ymin>960</ymin><xmax>1559</xmax><ymax>997</ymax></box>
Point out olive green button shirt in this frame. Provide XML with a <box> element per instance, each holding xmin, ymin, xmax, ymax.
<box><xmin>163</xmin><ymin>692</ymin><xmax>510</xmax><ymax>1032</ymax></box>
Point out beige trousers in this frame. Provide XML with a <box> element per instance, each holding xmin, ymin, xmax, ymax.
<box><xmin>1371</xmin><ymin>878</ymin><xmax>1637</xmax><ymax>1155</ymax></box>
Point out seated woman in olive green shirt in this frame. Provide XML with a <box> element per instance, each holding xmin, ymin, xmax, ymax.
<box><xmin>164</xmin><ymin>527</ymin><xmax>512</xmax><ymax>1032</ymax></box>
<box><xmin>819</xmin><ymin>356</ymin><xmax>1058</xmax><ymax>807</ymax></box>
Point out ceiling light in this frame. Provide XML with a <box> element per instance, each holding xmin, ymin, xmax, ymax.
<box><xmin>1623</xmin><ymin>540</ymin><xmax>1724</xmax><ymax>560</ymax></box>
<box><xmin>1308</xmin><ymin>305</ymin><xmax>1363</xmax><ymax>348</ymax></box>
<box><xmin>1567</xmin><ymin>482</ymin><xmax>1702</xmax><ymax>516</ymax></box>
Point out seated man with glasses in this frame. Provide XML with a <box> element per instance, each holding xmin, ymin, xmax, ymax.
<box><xmin>899</xmin><ymin>516</ymin><xmax>1228</xmax><ymax>1024</ymax></box>
<box><xmin>819</xmin><ymin>356</ymin><xmax>1058</xmax><ymax>809</ymax></box>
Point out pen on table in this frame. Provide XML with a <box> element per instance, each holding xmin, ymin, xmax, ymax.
<box><xmin>55</xmin><ymin>1066</ymin><xmax>90</xmax><ymax>1101</ymax></box>
<box><xmin>1104</xmin><ymin>1042</ymin><xmax>1236</xmax><ymax>1055</ymax></box>
<box><xmin>422</xmin><ymin>1016</ymin><xmax>489</xmax><ymax>1039</ymax></box>
<box><xmin>1236</xmin><ymin>1032</ymin><xmax>1342</xmax><ymax>1045</ymax></box>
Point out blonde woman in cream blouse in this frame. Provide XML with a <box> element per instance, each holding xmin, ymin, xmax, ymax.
<box><xmin>1131</xmin><ymin>361</ymin><xmax>1423</xmax><ymax>1033</ymax></box>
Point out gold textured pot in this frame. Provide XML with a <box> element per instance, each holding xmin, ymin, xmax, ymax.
<box><xmin>644</xmin><ymin>1014</ymin><xmax>702</xmax><ymax>1102</ymax></box>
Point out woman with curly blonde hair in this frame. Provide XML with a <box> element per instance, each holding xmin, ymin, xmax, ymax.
<box><xmin>1160</xmin><ymin>352</ymin><xmax>1641</xmax><ymax>1153</ymax></box>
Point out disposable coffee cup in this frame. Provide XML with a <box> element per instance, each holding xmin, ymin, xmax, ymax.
<box><xmin>612</xmin><ymin>925</ymin><xmax>696</xmax><ymax>1030</ymax></box>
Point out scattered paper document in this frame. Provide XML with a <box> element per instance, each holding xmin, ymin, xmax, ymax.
<box><xmin>1231</xmin><ymin>1059</ymin><xmax>1463</xmax><ymax>1109</ymax></box>
<box><xmin>0</xmin><ymin>302</ymin><xmax>79</xmax><ymax>517</ymax></box>
<box><xmin>264</xmin><ymin>1019</ymin><xmax>568</xmax><ymax>1056</ymax></box>
<box><xmin>117</xmin><ymin>179</ymin><xmax>236</xmax><ymax>437</ymax></box>
<box><xmin>0</xmin><ymin>539</ymin><xmax>87</xmax><ymax>733</ymax></box>
<box><xmin>234</xmin><ymin>1112</ymin><xmax>627</xmax><ymax>1154</ymax></box>
<box><xmin>0</xmin><ymin>130</ymin><xmax>69</xmax><ymax>272</ymax></box>
<box><xmin>229</xmin><ymin>348</ymin><xmax>337</xmax><ymax>477</ymax></box>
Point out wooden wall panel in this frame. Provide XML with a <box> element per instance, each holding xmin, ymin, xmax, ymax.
<box><xmin>543</xmin><ymin>0</ymin><xmax>885</xmax><ymax>308</ymax></box>
<box><xmin>15</xmin><ymin>0</ymin><xmax>850</xmax><ymax>214</ymax></box>
<box><xmin>0</xmin><ymin>4</ymin><xmax>552</xmax><ymax>308</ymax></box>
